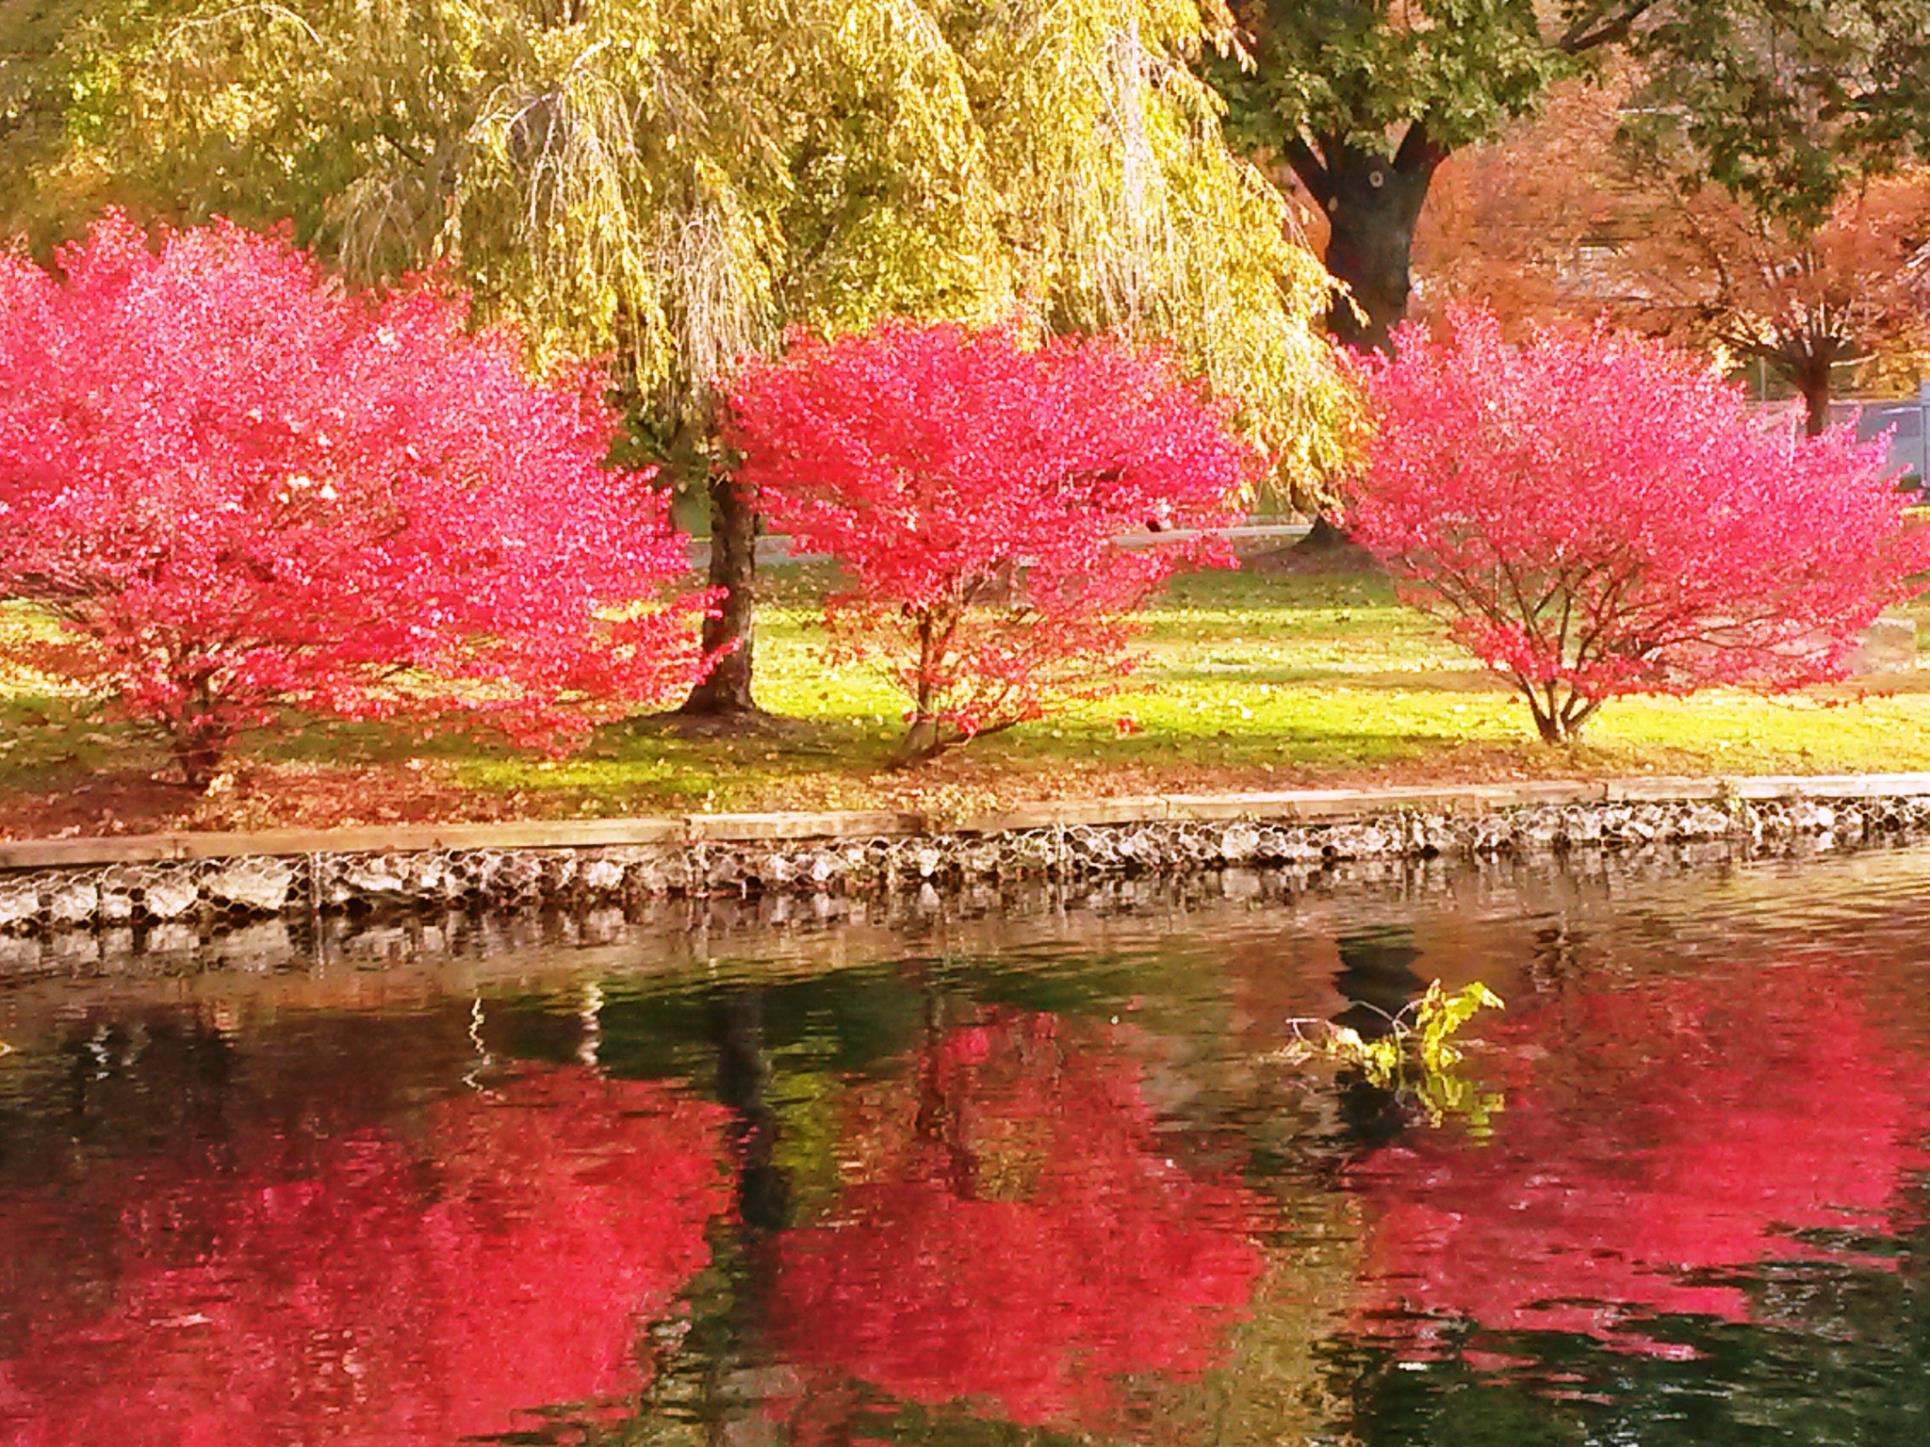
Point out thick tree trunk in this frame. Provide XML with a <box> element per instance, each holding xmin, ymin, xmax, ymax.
<box><xmin>1316</xmin><ymin>142</ymin><xmax>1439</xmax><ymax>356</ymax></box>
<box><xmin>1283</xmin><ymin>130</ymin><xmax>1444</xmax><ymax>550</ymax></box>
<box><xmin>677</xmin><ymin>470</ymin><xmax>761</xmax><ymax>717</ymax></box>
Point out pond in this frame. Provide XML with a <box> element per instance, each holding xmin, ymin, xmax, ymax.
<box><xmin>2</xmin><ymin>846</ymin><xmax>1928</xmax><ymax>1445</ymax></box>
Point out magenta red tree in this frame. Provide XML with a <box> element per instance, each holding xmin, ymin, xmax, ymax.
<box><xmin>0</xmin><ymin>215</ymin><xmax>713</xmax><ymax>786</ymax></box>
<box><xmin>1346</xmin><ymin>310</ymin><xmax>1928</xmax><ymax>743</ymax></box>
<box><xmin>1354</xmin><ymin>960</ymin><xmax>1927</xmax><ymax>1357</ymax></box>
<box><xmin>726</xmin><ymin>321</ymin><xmax>1260</xmax><ymax>762</ymax></box>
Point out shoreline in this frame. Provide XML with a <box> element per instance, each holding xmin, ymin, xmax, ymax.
<box><xmin>5</xmin><ymin>772</ymin><xmax>1930</xmax><ymax>936</ymax></box>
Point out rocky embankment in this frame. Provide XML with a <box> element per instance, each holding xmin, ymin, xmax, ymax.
<box><xmin>3</xmin><ymin>781</ymin><xmax>1927</xmax><ymax>937</ymax></box>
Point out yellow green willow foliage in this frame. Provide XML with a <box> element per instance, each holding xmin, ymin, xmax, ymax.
<box><xmin>15</xmin><ymin>0</ymin><xmax>1353</xmax><ymax>503</ymax></box>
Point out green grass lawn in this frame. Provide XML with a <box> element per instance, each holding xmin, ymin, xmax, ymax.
<box><xmin>7</xmin><ymin>557</ymin><xmax>1930</xmax><ymax>835</ymax></box>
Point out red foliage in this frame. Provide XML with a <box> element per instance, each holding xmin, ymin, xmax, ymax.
<box><xmin>1347</xmin><ymin>309</ymin><xmax>1929</xmax><ymax>743</ymax></box>
<box><xmin>726</xmin><ymin>321</ymin><xmax>1258</xmax><ymax>760</ymax></box>
<box><xmin>0</xmin><ymin>1068</ymin><xmax>733</xmax><ymax>1445</ymax></box>
<box><xmin>768</xmin><ymin>1009</ymin><xmax>1264</xmax><ymax>1431</ymax></box>
<box><xmin>1352</xmin><ymin>966</ymin><xmax>1929</xmax><ymax>1358</ymax></box>
<box><xmin>0</xmin><ymin>214</ymin><xmax>714</xmax><ymax>786</ymax></box>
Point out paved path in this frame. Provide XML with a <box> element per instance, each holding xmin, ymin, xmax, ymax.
<box><xmin>686</xmin><ymin>521</ymin><xmax>1313</xmax><ymax>570</ymax></box>
<box><xmin>5</xmin><ymin>771</ymin><xmax>1926</xmax><ymax>868</ymax></box>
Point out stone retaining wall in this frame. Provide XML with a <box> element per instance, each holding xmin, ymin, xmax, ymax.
<box><xmin>0</xmin><ymin>836</ymin><xmax>1872</xmax><ymax>984</ymax></box>
<box><xmin>5</xmin><ymin>776</ymin><xmax>1930</xmax><ymax>936</ymax></box>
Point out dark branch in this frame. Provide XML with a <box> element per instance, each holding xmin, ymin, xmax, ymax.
<box><xmin>1282</xmin><ymin>134</ymin><xmax>1333</xmax><ymax>206</ymax></box>
<box><xmin>1393</xmin><ymin>120</ymin><xmax>1447</xmax><ymax>176</ymax></box>
<box><xmin>1557</xmin><ymin>1</ymin><xmax>1659</xmax><ymax>55</ymax></box>
<box><xmin>375</xmin><ymin>118</ymin><xmax>430</xmax><ymax>169</ymax></box>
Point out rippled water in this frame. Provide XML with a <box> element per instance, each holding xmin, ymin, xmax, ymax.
<box><xmin>3</xmin><ymin>846</ymin><xmax>1929</xmax><ymax>1445</ymax></box>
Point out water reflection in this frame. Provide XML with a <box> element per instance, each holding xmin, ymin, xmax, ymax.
<box><xmin>768</xmin><ymin>1007</ymin><xmax>1263</xmax><ymax>1432</ymax></box>
<box><xmin>1332</xmin><ymin>927</ymin><xmax>1427</xmax><ymax>1038</ymax></box>
<box><xmin>1353</xmin><ymin>960</ymin><xmax>1929</xmax><ymax>1355</ymax></box>
<box><xmin>0</xmin><ymin>1064</ymin><xmax>731</xmax><ymax>1444</ymax></box>
<box><xmin>1</xmin><ymin>848</ymin><xmax>1929</xmax><ymax>1444</ymax></box>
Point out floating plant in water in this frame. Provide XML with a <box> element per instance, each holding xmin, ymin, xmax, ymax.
<box><xmin>1282</xmin><ymin>980</ymin><xmax>1506</xmax><ymax>1131</ymax></box>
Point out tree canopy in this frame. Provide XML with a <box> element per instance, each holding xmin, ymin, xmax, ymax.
<box><xmin>1217</xmin><ymin>0</ymin><xmax>1930</xmax><ymax>349</ymax></box>
<box><xmin>1347</xmin><ymin>309</ymin><xmax>1927</xmax><ymax>743</ymax></box>
<box><xmin>0</xmin><ymin>213</ymin><xmax>710</xmax><ymax>785</ymax></box>
<box><xmin>7</xmin><ymin>0</ymin><xmax>1352</xmax><ymax>495</ymax></box>
<box><xmin>728</xmin><ymin>319</ymin><xmax>1258</xmax><ymax>761</ymax></box>
<box><xmin>4</xmin><ymin>0</ymin><xmax>1356</xmax><ymax>716</ymax></box>
<box><xmin>1414</xmin><ymin>75</ymin><xmax>1930</xmax><ymax>431</ymax></box>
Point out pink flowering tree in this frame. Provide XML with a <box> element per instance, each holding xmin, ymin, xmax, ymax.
<box><xmin>1347</xmin><ymin>309</ymin><xmax>1928</xmax><ymax>743</ymax></box>
<box><xmin>0</xmin><ymin>214</ymin><xmax>714</xmax><ymax>786</ymax></box>
<box><xmin>725</xmin><ymin>321</ymin><xmax>1259</xmax><ymax>762</ymax></box>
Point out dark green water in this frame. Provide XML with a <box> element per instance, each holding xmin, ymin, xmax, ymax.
<box><xmin>2</xmin><ymin>847</ymin><xmax>1928</xmax><ymax>1446</ymax></box>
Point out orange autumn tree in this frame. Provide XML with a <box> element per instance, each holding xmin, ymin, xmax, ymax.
<box><xmin>1618</xmin><ymin>173</ymin><xmax>1930</xmax><ymax>433</ymax></box>
<box><xmin>1415</xmin><ymin>76</ymin><xmax>1930</xmax><ymax>432</ymax></box>
<box><xmin>1412</xmin><ymin>78</ymin><xmax>1634</xmax><ymax>333</ymax></box>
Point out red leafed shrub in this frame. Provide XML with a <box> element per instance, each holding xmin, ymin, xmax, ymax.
<box><xmin>1346</xmin><ymin>309</ymin><xmax>1929</xmax><ymax>743</ymax></box>
<box><xmin>0</xmin><ymin>214</ymin><xmax>714</xmax><ymax>786</ymax></box>
<box><xmin>725</xmin><ymin>321</ymin><xmax>1259</xmax><ymax>761</ymax></box>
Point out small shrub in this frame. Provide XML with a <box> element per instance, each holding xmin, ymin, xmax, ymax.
<box><xmin>726</xmin><ymin>320</ymin><xmax>1260</xmax><ymax>762</ymax></box>
<box><xmin>1347</xmin><ymin>309</ymin><xmax>1929</xmax><ymax>743</ymax></box>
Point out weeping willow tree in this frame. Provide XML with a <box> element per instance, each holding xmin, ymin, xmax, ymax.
<box><xmin>954</xmin><ymin>1</ymin><xmax>1350</xmax><ymax>487</ymax></box>
<box><xmin>18</xmin><ymin>0</ymin><xmax>1353</xmax><ymax>717</ymax></box>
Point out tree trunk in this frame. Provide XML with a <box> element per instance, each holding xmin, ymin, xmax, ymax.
<box><xmin>1798</xmin><ymin>364</ymin><xmax>1833</xmax><ymax>437</ymax></box>
<box><xmin>891</xmin><ymin>610</ymin><xmax>947</xmax><ymax>766</ymax></box>
<box><xmin>713</xmin><ymin>988</ymin><xmax>787</xmax><ymax>1234</ymax></box>
<box><xmin>169</xmin><ymin>690</ymin><xmax>227</xmax><ymax>790</ymax></box>
<box><xmin>1299</xmin><ymin>513</ymin><xmax>1352</xmax><ymax>550</ymax></box>
<box><xmin>1331</xmin><ymin>928</ymin><xmax>1425</xmax><ymax>1150</ymax></box>
<box><xmin>678</xmin><ymin>469</ymin><xmax>762</xmax><ymax>716</ymax></box>
<box><xmin>1317</xmin><ymin>143</ymin><xmax>1439</xmax><ymax>356</ymax></box>
<box><xmin>894</xmin><ymin>716</ymin><xmax>942</xmax><ymax>768</ymax></box>
<box><xmin>1534</xmin><ymin>710</ymin><xmax>1572</xmax><ymax>745</ymax></box>
<box><xmin>1284</xmin><ymin>131</ymin><xmax>1444</xmax><ymax>550</ymax></box>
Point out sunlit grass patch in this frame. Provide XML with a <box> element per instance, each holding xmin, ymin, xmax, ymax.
<box><xmin>5</xmin><ymin>558</ymin><xmax>1930</xmax><ymax>832</ymax></box>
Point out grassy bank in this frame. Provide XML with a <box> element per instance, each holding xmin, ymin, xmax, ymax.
<box><xmin>6</xmin><ymin>557</ymin><xmax>1930</xmax><ymax>837</ymax></box>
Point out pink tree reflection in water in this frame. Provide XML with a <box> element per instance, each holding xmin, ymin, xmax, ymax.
<box><xmin>769</xmin><ymin>1009</ymin><xmax>1265</xmax><ymax>1432</ymax></box>
<box><xmin>1353</xmin><ymin>966</ymin><xmax>1929</xmax><ymax>1357</ymax></box>
<box><xmin>0</xmin><ymin>1068</ymin><xmax>732</xmax><ymax>1445</ymax></box>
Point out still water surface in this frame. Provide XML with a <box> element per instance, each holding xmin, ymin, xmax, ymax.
<box><xmin>3</xmin><ymin>848</ymin><xmax>1929</xmax><ymax>1445</ymax></box>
